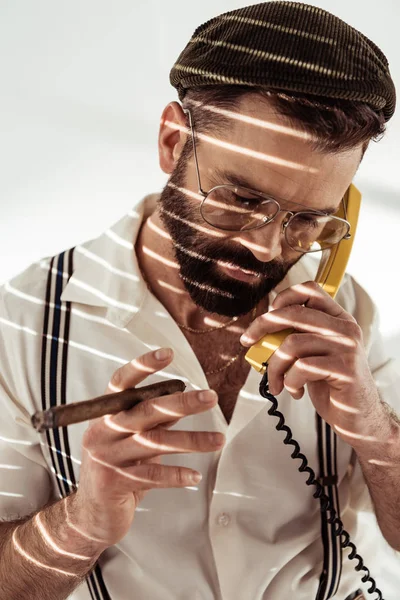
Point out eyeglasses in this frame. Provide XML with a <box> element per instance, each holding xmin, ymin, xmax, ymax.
<box><xmin>183</xmin><ymin>108</ymin><xmax>351</xmax><ymax>254</ymax></box>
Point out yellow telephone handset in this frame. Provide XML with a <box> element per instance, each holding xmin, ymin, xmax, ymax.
<box><xmin>245</xmin><ymin>184</ymin><xmax>362</xmax><ymax>373</ymax></box>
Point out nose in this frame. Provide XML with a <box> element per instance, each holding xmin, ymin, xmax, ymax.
<box><xmin>233</xmin><ymin>214</ymin><xmax>286</xmax><ymax>262</ymax></box>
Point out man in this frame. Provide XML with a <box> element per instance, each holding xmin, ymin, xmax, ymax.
<box><xmin>0</xmin><ymin>2</ymin><xmax>399</xmax><ymax>599</ymax></box>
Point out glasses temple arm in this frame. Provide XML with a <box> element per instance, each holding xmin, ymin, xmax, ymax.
<box><xmin>183</xmin><ymin>108</ymin><xmax>206</xmax><ymax>196</ymax></box>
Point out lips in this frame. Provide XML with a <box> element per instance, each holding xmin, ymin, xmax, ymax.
<box><xmin>219</xmin><ymin>262</ymin><xmax>261</xmax><ymax>282</ymax></box>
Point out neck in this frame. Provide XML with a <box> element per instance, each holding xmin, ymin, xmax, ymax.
<box><xmin>135</xmin><ymin>209</ymin><xmax>266</xmax><ymax>331</ymax></box>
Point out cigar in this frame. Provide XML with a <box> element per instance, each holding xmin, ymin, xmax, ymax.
<box><xmin>31</xmin><ymin>379</ymin><xmax>186</xmax><ymax>433</ymax></box>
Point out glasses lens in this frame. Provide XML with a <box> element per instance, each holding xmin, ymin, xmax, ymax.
<box><xmin>201</xmin><ymin>185</ymin><xmax>278</xmax><ymax>231</ymax></box>
<box><xmin>286</xmin><ymin>213</ymin><xmax>349</xmax><ymax>253</ymax></box>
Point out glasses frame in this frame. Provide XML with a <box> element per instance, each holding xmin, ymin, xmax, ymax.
<box><xmin>182</xmin><ymin>107</ymin><xmax>352</xmax><ymax>253</ymax></box>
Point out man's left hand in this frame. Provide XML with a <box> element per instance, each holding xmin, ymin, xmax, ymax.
<box><xmin>240</xmin><ymin>281</ymin><xmax>389</xmax><ymax>448</ymax></box>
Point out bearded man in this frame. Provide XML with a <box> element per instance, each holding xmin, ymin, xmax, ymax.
<box><xmin>0</xmin><ymin>3</ymin><xmax>399</xmax><ymax>600</ymax></box>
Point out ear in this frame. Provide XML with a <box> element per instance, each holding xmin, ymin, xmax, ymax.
<box><xmin>158</xmin><ymin>102</ymin><xmax>188</xmax><ymax>175</ymax></box>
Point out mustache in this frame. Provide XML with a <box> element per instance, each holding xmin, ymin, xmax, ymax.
<box><xmin>174</xmin><ymin>240</ymin><xmax>287</xmax><ymax>279</ymax></box>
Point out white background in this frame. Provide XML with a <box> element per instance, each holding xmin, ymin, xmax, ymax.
<box><xmin>0</xmin><ymin>0</ymin><xmax>399</xmax><ymax>597</ymax></box>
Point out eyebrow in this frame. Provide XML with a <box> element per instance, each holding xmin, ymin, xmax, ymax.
<box><xmin>212</xmin><ymin>168</ymin><xmax>338</xmax><ymax>215</ymax></box>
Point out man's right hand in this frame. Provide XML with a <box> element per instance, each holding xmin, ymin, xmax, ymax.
<box><xmin>70</xmin><ymin>348</ymin><xmax>224</xmax><ymax>549</ymax></box>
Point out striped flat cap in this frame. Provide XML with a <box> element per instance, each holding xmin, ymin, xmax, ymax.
<box><xmin>170</xmin><ymin>1</ymin><xmax>396</xmax><ymax>121</ymax></box>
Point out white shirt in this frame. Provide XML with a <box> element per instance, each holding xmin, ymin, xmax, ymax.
<box><xmin>0</xmin><ymin>194</ymin><xmax>399</xmax><ymax>600</ymax></box>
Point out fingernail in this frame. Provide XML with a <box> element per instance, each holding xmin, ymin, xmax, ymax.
<box><xmin>240</xmin><ymin>334</ymin><xmax>253</xmax><ymax>346</ymax></box>
<box><xmin>155</xmin><ymin>348</ymin><xmax>172</xmax><ymax>361</ymax></box>
<box><xmin>190</xmin><ymin>472</ymin><xmax>202</xmax><ymax>483</ymax></box>
<box><xmin>210</xmin><ymin>432</ymin><xmax>225</xmax><ymax>446</ymax></box>
<box><xmin>198</xmin><ymin>390</ymin><xmax>218</xmax><ymax>403</ymax></box>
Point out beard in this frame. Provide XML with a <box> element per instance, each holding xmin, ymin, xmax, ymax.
<box><xmin>158</xmin><ymin>150</ymin><xmax>303</xmax><ymax>318</ymax></box>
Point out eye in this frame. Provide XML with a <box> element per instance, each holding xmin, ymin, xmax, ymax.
<box><xmin>235</xmin><ymin>194</ymin><xmax>260</xmax><ymax>207</ymax></box>
<box><xmin>297</xmin><ymin>213</ymin><xmax>319</xmax><ymax>223</ymax></box>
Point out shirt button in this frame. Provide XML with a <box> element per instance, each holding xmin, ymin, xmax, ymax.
<box><xmin>217</xmin><ymin>512</ymin><xmax>231</xmax><ymax>527</ymax></box>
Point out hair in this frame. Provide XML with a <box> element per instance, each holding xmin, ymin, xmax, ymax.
<box><xmin>181</xmin><ymin>85</ymin><xmax>386</xmax><ymax>158</ymax></box>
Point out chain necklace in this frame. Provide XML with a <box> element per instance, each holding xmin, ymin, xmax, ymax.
<box><xmin>177</xmin><ymin>314</ymin><xmax>239</xmax><ymax>334</ymax></box>
<box><xmin>204</xmin><ymin>345</ymin><xmax>247</xmax><ymax>376</ymax></box>
<box><xmin>180</xmin><ymin>306</ymin><xmax>257</xmax><ymax>377</ymax></box>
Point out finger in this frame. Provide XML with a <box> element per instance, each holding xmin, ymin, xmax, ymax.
<box><xmin>241</xmin><ymin>305</ymin><xmax>361</xmax><ymax>347</ymax></box>
<box><xmin>267</xmin><ymin>333</ymin><xmax>356</xmax><ymax>395</ymax></box>
<box><xmin>106</xmin><ymin>348</ymin><xmax>174</xmax><ymax>394</ymax></box>
<box><xmin>271</xmin><ymin>280</ymin><xmax>355</xmax><ymax>321</ymax></box>
<box><xmin>118</xmin><ymin>463</ymin><xmax>203</xmax><ymax>490</ymax></box>
<box><xmin>283</xmin><ymin>355</ymin><xmax>355</xmax><ymax>394</ymax></box>
<box><xmin>101</xmin><ymin>389</ymin><xmax>218</xmax><ymax>438</ymax></box>
<box><xmin>90</xmin><ymin>429</ymin><xmax>226</xmax><ymax>466</ymax></box>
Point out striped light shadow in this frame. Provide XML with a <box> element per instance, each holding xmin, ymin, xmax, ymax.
<box><xmin>12</xmin><ymin>528</ymin><xmax>77</xmax><ymax>578</ymax></box>
<box><xmin>187</xmin><ymin>98</ymin><xmax>315</xmax><ymax>140</ymax></box>
<box><xmin>142</xmin><ymin>246</ymin><xmax>179</xmax><ymax>269</ymax></box>
<box><xmin>183</xmin><ymin>35</ymin><xmax>350</xmax><ymax>78</ymax></box>
<box><xmin>103</xmin><ymin>415</ymin><xmax>136</xmax><ymax>434</ymax></box>
<box><xmin>160</xmin><ymin>200</ymin><xmax>225</xmax><ymax>238</ymax></box>
<box><xmin>103</xmin><ymin>400</ymin><xmax>186</xmax><ymax>434</ymax></box>
<box><xmin>213</xmin><ymin>490</ymin><xmax>257</xmax><ymax>500</ymax></box>
<box><xmin>4</xmin><ymin>282</ymin><xmax>46</xmax><ymax>307</ymax></box>
<box><xmin>127</xmin><ymin>209</ymin><xmax>141</xmax><ymax>219</ymax></box>
<box><xmin>203</xmin><ymin>315</ymin><xmax>238</xmax><ymax>327</ymax></box>
<box><xmin>216</xmin><ymin>260</ymin><xmax>260</xmax><ymax>278</ymax></box>
<box><xmin>64</xmin><ymin>499</ymin><xmax>106</xmax><ymax>544</ymax></box>
<box><xmin>329</xmin><ymin>396</ymin><xmax>360</xmax><ymax>414</ymax></box>
<box><xmin>368</xmin><ymin>459</ymin><xmax>397</xmax><ymax>467</ymax></box>
<box><xmin>181</xmin><ymin>276</ymin><xmax>235</xmax><ymax>299</ymax></box>
<box><xmin>220</xmin><ymin>351</ymin><xmax>242</xmax><ymax>361</ymax></box>
<box><xmin>70</xmin><ymin>307</ymin><xmax>129</xmax><ymax>329</ymax></box>
<box><xmin>0</xmin><ymin>491</ymin><xmax>24</xmax><ymax>497</ymax></box>
<box><xmin>67</xmin><ymin>277</ymin><xmax>140</xmax><ymax>312</ymax></box>
<box><xmin>164</xmin><ymin>119</ymin><xmax>316</xmax><ymax>172</ymax></box>
<box><xmin>155</xmin><ymin>310</ymin><xmax>170</xmax><ymax>318</ymax></box>
<box><xmin>39</xmin><ymin>260</ymin><xmax>70</xmax><ymax>280</ymax></box>
<box><xmin>231</xmin><ymin>235</ymin><xmax>277</xmax><ymax>254</ymax></box>
<box><xmin>254</xmin><ymin>311</ymin><xmax>342</xmax><ymax>338</ymax></box>
<box><xmin>75</xmin><ymin>246</ymin><xmax>139</xmax><ymax>282</ymax></box>
<box><xmin>290</xmin><ymin>361</ymin><xmax>354</xmax><ymax>384</ymax></box>
<box><xmin>333</xmin><ymin>425</ymin><xmax>384</xmax><ymax>444</ymax></box>
<box><xmin>60</xmin><ymin>338</ymin><xmax>127</xmax><ymax>366</ymax></box>
<box><xmin>0</xmin><ymin>317</ymin><xmax>38</xmax><ymax>336</ymax></box>
<box><xmin>35</xmin><ymin>512</ymin><xmax>91</xmax><ymax>560</ymax></box>
<box><xmin>219</xmin><ymin>12</ymin><xmax>338</xmax><ymax>47</ymax></box>
<box><xmin>84</xmin><ymin>449</ymin><xmax>167</xmax><ymax>485</ymax></box>
<box><xmin>158</xmin><ymin>280</ymin><xmax>186</xmax><ymax>295</ymax></box>
<box><xmin>0</xmin><ymin>435</ymin><xmax>34</xmax><ymax>446</ymax></box>
<box><xmin>105</xmin><ymin>357</ymin><xmax>161</xmax><ymax>392</ymax></box>
<box><xmin>105</xmin><ymin>229</ymin><xmax>134</xmax><ymax>250</ymax></box>
<box><xmin>2</xmin><ymin>284</ymin><xmax>130</xmax><ymax>332</ymax></box>
<box><xmin>147</xmin><ymin>217</ymin><xmax>172</xmax><ymax>241</ymax></box>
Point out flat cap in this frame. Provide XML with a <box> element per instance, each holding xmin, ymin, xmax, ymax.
<box><xmin>170</xmin><ymin>1</ymin><xmax>396</xmax><ymax>121</ymax></box>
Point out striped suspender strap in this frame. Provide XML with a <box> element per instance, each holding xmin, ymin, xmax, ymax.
<box><xmin>316</xmin><ymin>415</ymin><xmax>343</xmax><ymax>600</ymax></box>
<box><xmin>41</xmin><ymin>249</ymin><xmax>111</xmax><ymax>600</ymax></box>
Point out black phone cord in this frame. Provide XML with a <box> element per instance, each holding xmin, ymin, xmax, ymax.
<box><xmin>259</xmin><ymin>367</ymin><xmax>383</xmax><ymax>600</ymax></box>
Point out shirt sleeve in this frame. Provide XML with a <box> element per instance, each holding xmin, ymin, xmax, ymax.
<box><xmin>0</xmin><ymin>278</ymin><xmax>53</xmax><ymax>521</ymax></box>
<box><xmin>339</xmin><ymin>275</ymin><xmax>400</xmax><ymax>512</ymax></box>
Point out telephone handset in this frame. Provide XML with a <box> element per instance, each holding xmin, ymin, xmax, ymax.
<box><xmin>245</xmin><ymin>183</ymin><xmax>362</xmax><ymax>372</ymax></box>
<box><xmin>244</xmin><ymin>184</ymin><xmax>384</xmax><ymax>599</ymax></box>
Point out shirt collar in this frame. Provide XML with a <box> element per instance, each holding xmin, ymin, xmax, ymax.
<box><xmin>61</xmin><ymin>193</ymin><xmax>158</xmax><ymax>328</ymax></box>
<box><xmin>61</xmin><ymin>192</ymin><xmax>316</xmax><ymax>328</ymax></box>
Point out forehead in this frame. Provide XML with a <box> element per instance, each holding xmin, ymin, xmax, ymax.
<box><xmin>200</xmin><ymin>94</ymin><xmax>362</xmax><ymax>211</ymax></box>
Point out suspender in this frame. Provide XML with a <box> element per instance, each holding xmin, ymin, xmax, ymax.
<box><xmin>316</xmin><ymin>415</ymin><xmax>343</xmax><ymax>599</ymax></box>
<box><xmin>40</xmin><ymin>250</ymin><xmax>342</xmax><ymax>600</ymax></box>
<box><xmin>41</xmin><ymin>249</ymin><xmax>111</xmax><ymax>600</ymax></box>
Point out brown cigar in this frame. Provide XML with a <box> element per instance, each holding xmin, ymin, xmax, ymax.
<box><xmin>31</xmin><ymin>379</ymin><xmax>186</xmax><ymax>433</ymax></box>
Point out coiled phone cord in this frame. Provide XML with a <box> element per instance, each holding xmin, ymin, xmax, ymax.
<box><xmin>259</xmin><ymin>367</ymin><xmax>383</xmax><ymax>600</ymax></box>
